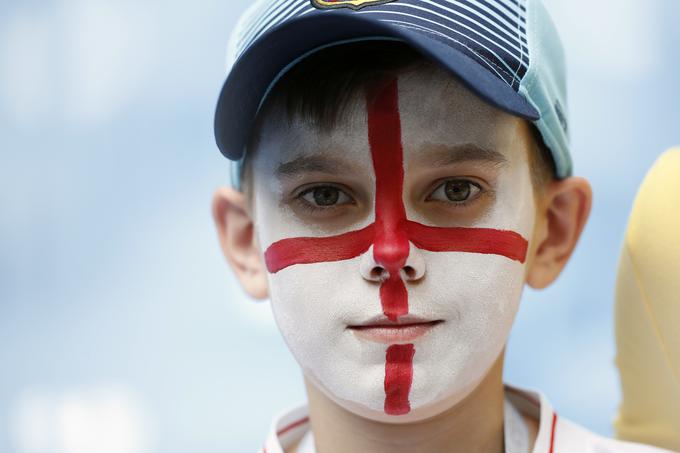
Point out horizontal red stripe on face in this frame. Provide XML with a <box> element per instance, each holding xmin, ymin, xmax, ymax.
<box><xmin>264</xmin><ymin>222</ymin><xmax>527</xmax><ymax>274</ymax></box>
<box><xmin>404</xmin><ymin>221</ymin><xmax>528</xmax><ymax>263</ymax></box>
<box><xmin>264</xmin><ymin>224</ymin><xmax>374</xmax><ymax>274</ymax></box>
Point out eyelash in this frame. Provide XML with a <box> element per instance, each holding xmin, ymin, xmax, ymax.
<box><xmin>426</xmin><ymin>178</ymin><xmax>484</xmax><ymax>207</ymax></box>
<box><xmin>293</xmin><ymin>178</ymin><xmax>485</xmax><ymax>212</ymax></box>
<box><xmin>294</xmin><ymin>184</ymin><xmax>355</xmax><ymax>213</ymax></box>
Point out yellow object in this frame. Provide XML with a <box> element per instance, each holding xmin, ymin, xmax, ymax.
<box><xmin>615</xmin><ymin>148</ymin><xmax>680</xmax><ymax>451</ymax></box>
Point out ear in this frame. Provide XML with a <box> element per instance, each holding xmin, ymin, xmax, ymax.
<box><xmin>211</xmin><ymin>186</ymin><xmax>269</xmax><ymax>299</ymax></box>
<box><xmin>526</xmin><ymin>176</ymin><xmax>593</xmax><ymax>289</ymax></box>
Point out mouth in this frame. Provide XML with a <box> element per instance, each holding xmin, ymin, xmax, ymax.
<box><xmin>347</xmin><ymin>316</ymin><xmax>443</xmax><ymax>344</ymax></box>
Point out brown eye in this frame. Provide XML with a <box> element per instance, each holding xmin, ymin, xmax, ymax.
<box><xmin>445</xmin><ymin>180</ymin><xmax>471</xmax><ymax>201</ymax></box>
<box><xmin>300</xmin><ymin>185</ymin><xmax>352</xmax><ymax>207</ymax></box>
<box><xmin>429</xmin><ymin>179</ymin><xmax>481</xmax><ymax>203</ymax></box>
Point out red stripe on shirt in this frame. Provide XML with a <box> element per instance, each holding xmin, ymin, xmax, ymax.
<box><xmin>276</xmin><ymin>416</ymin><xmax>310</xmax><ymax>437</ymax></box>
<box><xmin>549</xmin><ymin>412</ymin><xmax>558</xmax><ymax>453</ymax></box>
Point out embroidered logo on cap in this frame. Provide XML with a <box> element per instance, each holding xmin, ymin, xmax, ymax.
<box><xmin>311</xmin><ymin>0</ymin><xmax>396</xmax><ymax>11</ymax></box>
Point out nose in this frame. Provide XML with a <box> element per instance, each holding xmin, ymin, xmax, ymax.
<box><xmin>360</xmin><ymin>243</ymin><xmax>426</xmax><ymax>282</ymax></box>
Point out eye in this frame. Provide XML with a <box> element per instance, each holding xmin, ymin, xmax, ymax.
<box><xmin>299</xmin><ymin>185</ymin><xmax>353</xmax><ymax>208</ymax></box>
<box><xmin>428</xmin><ymin>179</ymin><xmax>481</xmax><ymax>203</ymax></box>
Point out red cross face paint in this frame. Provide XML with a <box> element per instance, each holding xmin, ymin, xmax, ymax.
<box><xmin>250</xmin><ymin>68</ymin><xmax>536</xmax><ymax>423</ymax></box>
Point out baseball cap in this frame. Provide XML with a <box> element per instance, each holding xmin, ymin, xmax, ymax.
<box><xmin>214</xmin><ymin>0</ymin><xmax>571</xmax><ymax>189</ymax></box>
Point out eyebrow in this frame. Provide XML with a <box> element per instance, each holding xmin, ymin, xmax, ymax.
<box><xmin>417</xmin><ymin>143</ymin><xmax>508</xmax><ymax>168</ymax></box>
<box><xmin>275</xmin><ymin>144</ymin><xmax>507</xmax><ymax>179</ymax></box>
<box><xmin>276</xmin><ymin>154</ymin><xmax>357</xmax><ymax>179</ymax></box>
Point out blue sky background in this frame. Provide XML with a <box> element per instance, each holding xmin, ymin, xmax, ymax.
<box><xmin>1</xmin><ymin>1</ymin><xmax>679</xmax><ymax>452</ymax></box>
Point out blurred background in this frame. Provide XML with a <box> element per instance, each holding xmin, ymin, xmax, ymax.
<box><xmin>1</xmin><ymin>0</ymin><xmax>679</xmax><ymax>452</ymax></box>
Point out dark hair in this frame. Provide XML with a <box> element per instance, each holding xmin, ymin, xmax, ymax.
<box><xmin>242</xmin><ymin>40</ymin><xmax>555</xmax><ymax>193</ymax></box>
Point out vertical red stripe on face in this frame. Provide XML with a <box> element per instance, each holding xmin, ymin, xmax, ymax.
<box><xmin>367</xmin><ymin>79</ymin><xmax>411</xmax><ymax>321</ymax></box>
<box><xmin>384</xmin><ymin>343</ymin><xmax>415</xmax><ymax>415</ymax></box>
<box><xmin>369</xmin><ymin>81</ymin><xmax>415</xmax><ymax>416</ymax></box>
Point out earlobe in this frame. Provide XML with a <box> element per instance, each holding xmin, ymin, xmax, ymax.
<box><xmin>526</xmin><ymin>177</ymin><xmax>593</xmax><ymax>289</ymax></box>
<box><xmin>211</xmin><ymin>186</ymin><xmax>269</xmax><ymax>300</ymax></box>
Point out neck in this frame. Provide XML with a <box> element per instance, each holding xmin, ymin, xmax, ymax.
<box><xmin>303</xmin><ymin>353</ymin><xmax>506</xmax><ymax>453</ymax></box>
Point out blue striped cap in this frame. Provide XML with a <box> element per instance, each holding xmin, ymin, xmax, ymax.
<box><xmin>214</xmin><ymin>0</ymin><xmax>571</xmax><ymax>188</ymax></box>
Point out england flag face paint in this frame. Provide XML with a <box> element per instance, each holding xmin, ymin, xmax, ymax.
<box><xmin>250</xmin><ymin>68</ymin><xmax>537</xmax><ymax>422</ymax></box>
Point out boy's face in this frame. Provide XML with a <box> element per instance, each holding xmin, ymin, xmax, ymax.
<box><xmin>248</xmin><ymin>68</ymin><xmax>537</xmax><ymax>422</ymax></box>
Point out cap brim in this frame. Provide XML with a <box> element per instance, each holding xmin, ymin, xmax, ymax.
<box><xmin>214</xmin><ymin>10</ymin><xmax>540</xmax><ymax>160</ymax></box>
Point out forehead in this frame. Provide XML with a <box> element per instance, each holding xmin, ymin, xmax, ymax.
<box><xmin>251</xmin><ymin>65</ymin><xmax>529</xmax><ymax>177</ymax></box>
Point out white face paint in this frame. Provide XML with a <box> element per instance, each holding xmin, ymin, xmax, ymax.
<box><xmin>250</xmin><ymin>68</ymin><xmax>537</xmax><ymax>423</ymax></box>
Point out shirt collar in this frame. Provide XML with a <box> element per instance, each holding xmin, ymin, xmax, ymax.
<box><xmin>504</xmin><ymin>383</ymin><xmax>558</xmax><ymax>453</ymax></box>
<box><xmin>262</xmin><ymin>404</ymin><xmax>310</xmax><ymax>453</ymax></box>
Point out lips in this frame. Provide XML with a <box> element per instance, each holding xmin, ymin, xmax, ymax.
<box><xmin>347</xmin><ymin>316</ymin><xmax>443</xmax><ymax>343</ymax></box>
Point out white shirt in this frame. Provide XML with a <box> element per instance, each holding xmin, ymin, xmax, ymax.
<box><xmin>260</xmin><ymin>384</ymin><xmax>675</xmax><ymax>453</ymax></box>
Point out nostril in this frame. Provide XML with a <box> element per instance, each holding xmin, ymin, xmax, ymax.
<box><xmin>402</xmin><ymin>265</ymin><xmax>416</xmax><ymax>280</ymax></box>
<box><xmin>370</xmin><ymin>266</ymin><xmax>386</xmax><ymax>280</ymax></box>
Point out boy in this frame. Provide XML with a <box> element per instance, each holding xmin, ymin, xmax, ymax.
<box><xmin>211</xmin><ymin>0</ymin><xmax>673</xmax><ymax>451</ymax></box>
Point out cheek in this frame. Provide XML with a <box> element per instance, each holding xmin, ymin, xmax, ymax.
<box><xmin>266</xmin><ymin>258</ymin><xmax>380</xmax><ymax>356</ymax></box>
<box><xmin>410</xmin><ymin>251</ymin><xmax>525</xmax><ymax>341</ymax></box>
<box><xmin>406</xmin><ymin>251</ymin><xmax>525</xmax><ymax>406</ymax></box>
<box><xmin>267</xmin><ymin>259</ymin><xmax>393</xmax><ymax>411</ymax></box>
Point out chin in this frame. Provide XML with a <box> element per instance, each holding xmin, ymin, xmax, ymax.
<box><xmin>306</xmin><ymin>366</ymin><xmax>486</xmax><ymax>424</ymax></box>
